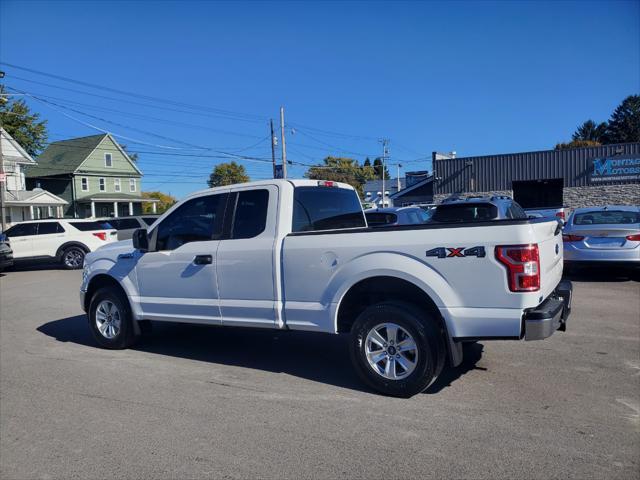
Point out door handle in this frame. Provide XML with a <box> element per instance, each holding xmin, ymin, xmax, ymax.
<box><xmin>193</xmin><ymin>254</ymin><xmax>213</xmax><ymax>265</ymax></box>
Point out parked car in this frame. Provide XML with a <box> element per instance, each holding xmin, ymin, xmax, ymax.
<box><xmin>525</xmin><ymin>206</ymin><xmax>567</xmax><ymax>222</ymax></box>
<box><xmin>563</xmin><ymin>206</ymin><xmax>640</xmax><ymax>271</ymax></box>
<box><xmin>432</xmin><ymin>195</ymin><xmax>528</xmax><ymax>223</ymax></box>
<box><xmin>3</xmin><ymin>219</ymin><xmax>117</xmax><ymax>269</ymax></box>
<box><xmin>97</xmin><ymin>215</ymin><xmax>160</xmax><ymax>240</ymax></box>
<box><xmin>0</xmin><ymin>233</ymin><xmax>13</xmax><ymax>272</ymax></box>
<box><xmin>365</xmin><ymin>207</ymin><xmax>431</xmax><ymax>227</ymax></box>
<box><xmin>81</xmin><ymin>179</ymin><xmax>571</xmax><ymax>397</ymax></box>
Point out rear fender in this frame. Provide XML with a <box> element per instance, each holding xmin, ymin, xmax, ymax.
<box><xmin>327</xmin><ymin>252</ymin><xmax>461</xmax><ymax>334</ymax></box>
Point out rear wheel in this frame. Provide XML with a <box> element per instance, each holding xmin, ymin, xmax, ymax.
<box><xmin>61</xmin><ymin>246</ymin><xmax>86</xmax><ymax>269</ymax></box>
<box><xmin>88</xmin><ymin>287</ymin><xmax>139</xmax><ymax>349</ymax></box>
<box><xmin>349</xmin><ymin>302</ymin><xmax>445</xmax><ymax>397</ymax></box>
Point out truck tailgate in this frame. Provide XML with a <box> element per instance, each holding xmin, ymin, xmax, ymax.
<box><xmin>532</xmin><ymin>220</ymin><xmax>564</xmax><ymax>300</ymax></box>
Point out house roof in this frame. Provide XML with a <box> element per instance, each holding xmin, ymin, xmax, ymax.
<box><xmin>77</xmin><ymin>193</ymin><xmax>154</xmax><ymax>202</ymax></box>
<box><xmin>26</xmin><ymin>134</ymin><xmax>107</xmax><ymax>177</ymax></box>
<box><xmin>389</xmin><ymin>174</ymin><xmax>434</xmax><ymax>198</ymax></box>
<box><xmin>26</xmin><ymin>133</ymin><xmax>142</xmax><ymax>177</ymax></box>
<box><xmin>3</xmin><ymin>188</ymin><xmax>68</xmax><ymax>205</ymax></box>
<box><xmin>0</xmin><ymin>127</ymin><xmax>36</xmax><ymax>165</ymax></box>
<box><xmin>363</xmin><ymin>178</ymin><xmax>406</xmax><ymax>196</ymax></box>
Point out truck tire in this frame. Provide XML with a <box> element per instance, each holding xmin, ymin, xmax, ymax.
<box><xmin>349</xmin><ymin>302</ymin><xmax>445</xmax><ymax>397</ymax></box>
<box><xmin>88</xmin><ymin>287</ymin><xmax>139</xmax><ymax>349</ymax></box>
<box><xmin>61</xmin><ymin>246</ymin><xmax>86</xmax><ymax>270</ymax></box>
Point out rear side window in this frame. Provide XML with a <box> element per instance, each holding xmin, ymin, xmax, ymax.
<box><xmin>574</xmin><ymin>210</ymin><xmax>640</xmax><ymax>225</ymax></box>
<box><xmin>109</xmin><ymin>218</ymin><xmax>140</xmax><ymax>230</ymax></box>
<box><xmin>231</xmin><ymin>189</ymin><xmax>269</xmax><ymax>239</ymax></box>
<box><xmin>5</xmin><ymin>223</ymin><xmax>38</xmax><ymax>237</ymax></box>
<box><xmin>431</xmin><ymin>203</ymin><xmax>498</xmax><ymax>223</ymax></box>
<box><xmin>155</xmin><ymin>193</ymin><xmax>227</xmax><ymax>251</ymax></box>
<box><xmin>366</xmin><ymin>212</ymin><xmax>397</xmax><ymax>226</ymax></box>
<box><xmin>293</xmin><ymin>187</ymin><xmax>366</xmax><ymax>232</ymax></box>
<box><xmin>69</xmin><ymin>221</ymin><xmax>114</xmax><ymax>231</ymax></box>
<box><xmin>36</xmin><ymin>222</ymin><xmax>65</xmax><ymax>234</ymax></box>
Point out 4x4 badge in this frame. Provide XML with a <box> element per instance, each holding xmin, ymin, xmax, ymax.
<box><xmin>426</xmin><ymin>246</ymin><xmax>486</xmax><ymax>259</ymax></box>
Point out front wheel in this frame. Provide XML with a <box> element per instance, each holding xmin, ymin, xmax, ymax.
<box><xmin>88</xmin><ymin>287</ymin><xmax>139</xmax><ymax>349</ymax></box>
<box><xmin>61</xmin><ymin>246</ymin><xmax>86</xmax><ymax>269</ymax></box>
<box><xmin>349</xmin><ymin>302</ymin><xmax>445</xmax><ymax>397</ymax></box>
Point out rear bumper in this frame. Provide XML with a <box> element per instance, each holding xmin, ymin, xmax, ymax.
<box><xmin>565</xmin><ymin>260</ymin><xmax>640</xmax><ymax>270</ymax></box>
<box><xmin>523</xmin><ymin>280</ymin><xmax>572</xmax><ymax>341</ymax></box>
<box><xmin>564</xmin><ymin>245</ymin><xmax>640</xmax><ymax>263</ymax></box>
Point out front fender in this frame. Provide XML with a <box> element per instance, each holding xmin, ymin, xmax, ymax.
<box><xmin>82</xmin><ymin>255</ymin><xmax>142</xmax><ymax>320</ymax></box>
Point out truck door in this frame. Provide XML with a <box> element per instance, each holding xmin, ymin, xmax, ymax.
<box><xmin>135</xmin><ymin>191</ymin><xmax>228</xmax><ymax>324</ymax></box>
<box><xmin>216</xmin><ymin>185</ymin><xmax>278</xmax><ymax>328</ymax></box>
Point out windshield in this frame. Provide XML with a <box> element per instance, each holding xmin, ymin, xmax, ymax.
<box><xmin>573</xmin><ymin>210</ymin><xmax>639</xmax><ymax>225</ymax></box>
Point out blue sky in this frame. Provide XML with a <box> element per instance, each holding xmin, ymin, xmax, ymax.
<box><xmin>1</xmin><ymin>0</ymin><xmax>638</xmax><ymax>198</ymax></box>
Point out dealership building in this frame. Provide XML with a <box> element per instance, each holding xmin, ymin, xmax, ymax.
<box><xmin>427</xmin><ymin>142</ymin><xmax>640</xmax><ymax>209</ymax></box>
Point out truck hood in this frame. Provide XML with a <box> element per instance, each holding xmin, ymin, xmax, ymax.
<box><xmin>86</xmin><ymin>239</ymin><xmax>135</xmax><ymax>264</ymax></box>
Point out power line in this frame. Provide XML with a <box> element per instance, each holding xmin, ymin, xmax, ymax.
<box><xmin>0</xmin><ymin>62</ymin><xmax>268</xmax><ymax>122</ymax></box>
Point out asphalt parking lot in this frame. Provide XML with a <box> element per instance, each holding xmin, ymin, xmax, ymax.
<box><xmin>0</xmin><ymin>266</ymin><xmax>638</xmax><ymax>479</ymax></box>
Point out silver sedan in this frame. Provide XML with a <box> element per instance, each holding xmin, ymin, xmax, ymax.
<box><xmin>563</xmin><ymin>205</ymin><xmax>640</xmax><ymax>270</ymax></box>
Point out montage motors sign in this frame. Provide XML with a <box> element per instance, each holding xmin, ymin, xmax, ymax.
<box><xmin>590</xmin><ymin>156</ymin><xmax>640</xmax><ymax>183</ymax></box>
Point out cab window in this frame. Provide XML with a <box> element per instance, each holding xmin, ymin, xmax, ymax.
<box><xmin>230</xmin><ymin>189</ymin><xmax>269</xmax><ymax>239</ymax></box>
<box><xmin>155</xmin><ymin>194</ymin><xmax>227</xmax><ymax>251</ymax></box>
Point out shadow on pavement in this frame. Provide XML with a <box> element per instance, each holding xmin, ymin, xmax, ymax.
<box><xmin>563</xmin><ymin>266</ymin><xmax>639</xmax><ymax>283</ymax></box>
<box><xmin>37</xmin><ymin>315</ymin><xmax>371</xmax><ymax>393</ymax></box>
<box><xmin>38</xmin><ymin>315</ymin><xmax>486</xmax><ymax>395</ymax></box>
<box><xmin>424</xmin><ymin>342</ymin><xmax>485</xmax><ymax>394</ymax></box>
<box><xmin>6</xmin><ymin>261</ymin><xmax>65</xmax><ymax>272</ymax></box>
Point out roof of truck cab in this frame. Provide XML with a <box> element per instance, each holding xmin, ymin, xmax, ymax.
<box><xmin>186</xmin><ymin>179</ymin><xmax>355</xmax><ymax>198</ymax></box>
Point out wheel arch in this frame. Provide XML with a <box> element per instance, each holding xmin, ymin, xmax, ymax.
<box><xmin>85</xmin><ymin>273</ymin><xmax>141</xmax><ymax>335</ymax></box>
<box><xmin>336</xmin><ymin>275</ymin><xmax>463</xmax><ymax>367</ymax></box>
<box><xmin>56</xmin><ymin>241</ymin><xmax>90</xmax><ymax>260</ymax></box>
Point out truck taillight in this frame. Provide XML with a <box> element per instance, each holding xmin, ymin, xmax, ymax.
<box><xmin>93</xmin><ymin>232</ymin><xmax>107</xmax><ymax>241</ymax></box>
<box><xmin>626</xmin><ymin>234</ymin><xmax>640</xmax><ymax>241</ymax></box>
<box><xmin>555</xmin><ymin>211</ymin><xmax>565</xmax><ymax>220</ymax></box>
<box><xmin>317</xmin><ymin>181</ymin><xmax>336</xmax><ymax>187</ymax></box>
<box><xmin>495</xmin><ymin>244</ymin><xmax>540</xmax><ymax>292</ymax></box>
<box><xmin>562</xmin><ymin>234</ymin><xmax>584</xmax><ymax>242</ymax></box>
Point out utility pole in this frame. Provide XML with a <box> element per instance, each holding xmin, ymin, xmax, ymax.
<box><xmin>280</xmin><ymin>106</ymin><xmax>287</xmax><ymax>179</ymax></box>
<box><xmin>379</xmin><ymin>138</ymin><xmax>389</xmax><ymax>207</ymax></box>
<box><xmin>1</xmin><ymin>71</ymin><xmax>8</xmax><ymax>230</ymax></box>
<box><xmin>0</xmin><ymin>125</ymin><xmax>5</xmax><ymax>232</ymax></box>
<box><xmin>397</xmin><ymin>163</ymin><xmax>402</xmax><ymax>192</ymax></box>
<box><xmin>270</xmin><ymin>119</ymin><xmax>277</xmax><ymax>178</ymax></box>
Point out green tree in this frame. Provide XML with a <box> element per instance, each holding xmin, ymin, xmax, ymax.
<box><xmin>572</xmin><ymin>120</ymin><xmax>607</xmax><ymax>143</ymax></box>
<box><xmin>305</xmin><ymin>156</ymin><xmax>377</xmax><ymax>197</ymax></box>
<box><xmin>0</xmin><ymin>84</ymin><xmax>48</xmax><ymax>156</ymax></box>
<box><xmin>604</xmin><ymin>95</ymin><xmax>640</xmax><ymax>144</ymax></box>
<box><xmin>207</xmin><ymin>161</ymin><xmax>250</xmax><ymax>188</ymax></box>
<box><xmin>373</xmin><ymin>157</ymin><xmax>391</xmax><ymax>180</ymax></box>
<box><xmin>555</xmin><ymin>139</ymin><xmax>602</xmax><ymax>150</ymax></box>
<box><xmin>363</xmin><ymin>157</ymin><xmax>371</xmax><ymax>167</ymax></box>
<box><xmin>120</xmin><ymin>144</ymin><xmax>139</xmax><ymax>162</ymax></box>
<box><xmin>142</xmin><ymin>191</ymin><xmax>176</xmax><ymax>214</ymax></box>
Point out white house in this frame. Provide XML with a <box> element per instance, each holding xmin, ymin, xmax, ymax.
<box><xmin>1</xmin><ymin>128</ymin><xmax>67</xmax><ymax>226</ymax></box>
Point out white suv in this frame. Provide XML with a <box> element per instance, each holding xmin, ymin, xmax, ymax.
<box><xmin>3</xmin><ymin>219</ymin><xmax>117</xmax><ymax>269</ymax></box>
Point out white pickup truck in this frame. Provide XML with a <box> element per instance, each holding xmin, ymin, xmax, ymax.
<box><xmin>80</xmin><ymin>179</ymin><xmax>572</xmax><ymax>397</ymax></box>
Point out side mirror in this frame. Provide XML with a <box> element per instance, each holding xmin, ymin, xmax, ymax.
<box><xmin>132</xmin><ymin>228</ymin><xmax>149</xmax><ymax>252</ymax></box>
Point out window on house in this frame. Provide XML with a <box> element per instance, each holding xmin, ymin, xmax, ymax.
<box><xmin>81</xmin><ymin>177</ymin><xmax>89</xmax><ymax>191</ymax></box>
<box><xmin>129</xmin><ymin>178</ymin><xmax>137</xmax><ymax>192</ymax></box>
<box><xmin>99</xmin><ymin>178</ymin><xmax>106</xmax><ymax>191</ymax></box>
<box><xmin>105</xmin><ymin>153</ymin><xmax>113</xmax><ymax>167</ymax></box>
<box><xmin>114</xmin><ymin>178</ymin><xmax>121</xmax><ymax>192</ymax></box>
